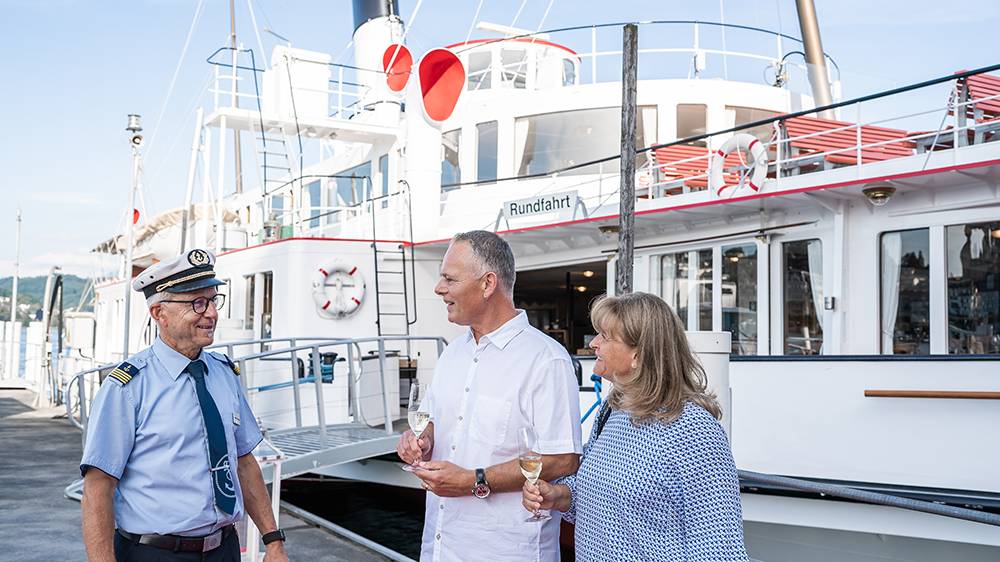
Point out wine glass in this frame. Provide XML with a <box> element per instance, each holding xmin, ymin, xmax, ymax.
<box><xmin>401</xmin><ymin>382</ymin><xmax>430</xmax><ymax>472</ymax></box>
<box><xmin>518</xmin><ymin>427</ymin><xmax>550</xmax><ymax>521</ymax></box>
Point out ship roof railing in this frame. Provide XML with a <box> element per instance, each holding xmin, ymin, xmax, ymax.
<box><xmin>452</xmin><ymin>20</ymin><xmax>839</xmax><ymax>96</ymax></box>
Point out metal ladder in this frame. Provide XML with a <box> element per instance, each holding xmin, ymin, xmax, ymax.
<box><xmin>370</xmin><ymin>186</ymin><xmax>416</xmax><ymax>338</ymax></box>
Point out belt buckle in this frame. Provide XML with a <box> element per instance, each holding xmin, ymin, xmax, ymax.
<box><xmin>202</xmin><ymin>530</ymin><xmax>222</xmax><ymax>552</ymax></box>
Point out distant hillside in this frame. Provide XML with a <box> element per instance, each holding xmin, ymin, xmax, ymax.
<box><xmin>0</xmin><ymin>275</ymin><xmax>91</xmax><ymax>322</ymax></box>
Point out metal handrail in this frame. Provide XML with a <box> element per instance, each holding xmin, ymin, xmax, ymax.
<box><xmin>64</xmin><ymin>335</ymin><xmax>447</xmax><ymax>448</ymax></box>
<box><xmin>739</xmin><ymin>470</ymin><xmax>1000</xmax><ymax>528</ymax></box>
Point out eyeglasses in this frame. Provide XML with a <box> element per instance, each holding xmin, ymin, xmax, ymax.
<box><xmin>160</xmin><ymin>294</ymin><xmax>226</xmax><ymax>314</ymax></box>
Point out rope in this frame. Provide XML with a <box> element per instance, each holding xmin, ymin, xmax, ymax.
<box><xmin>463</xmin><ymin>0</ymin><xmax>486</xmax><ymax>45</ymax></box>
<box><xmin>145</xmin><ymin>0</ymin><xmax>206</xmax><ymax>159</ymax></box>
<box><xmin>508</xmin><ymin>0</ymin><xmax>529</xmax><ymax>33</ymax></box>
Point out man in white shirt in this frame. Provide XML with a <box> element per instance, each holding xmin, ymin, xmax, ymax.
<box><xmin>396</xmin><ymin>230</ymin><xmax>583</xmax><ymax>562</ymax></box>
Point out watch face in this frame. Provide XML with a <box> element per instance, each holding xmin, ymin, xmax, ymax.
<box><xmin>473</xmin><ymin>483</ymin><xmax>490</xmax><ymax>499</ymax></box>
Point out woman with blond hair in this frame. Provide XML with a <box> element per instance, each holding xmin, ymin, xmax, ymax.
<box><xmin>523</xmin><ymin>292</ymin><xmax>748</xmax><ymax>561</ymax></box>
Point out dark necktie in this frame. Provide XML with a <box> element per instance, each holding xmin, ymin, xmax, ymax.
<box><xmin>186</xmin><ymin>360</ymin><xmax>236</xmax><ymax>514</ymax></box>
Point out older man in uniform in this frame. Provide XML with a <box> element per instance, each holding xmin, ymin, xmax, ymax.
<box><xmin>80</xmin><ymin>249</ymin><xmax>289</xmax><ymax>562</ymax></box>
<box><xmin>397</xmin><ymin>230</ymin><xmax>583</xmax><ymax>562</ymax></box>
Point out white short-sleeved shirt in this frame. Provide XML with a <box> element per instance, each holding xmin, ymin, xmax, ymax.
<box><xmin>420</xmin><ymin>310</ymin><xmax>583</xmax><ymax>562</ymax></box>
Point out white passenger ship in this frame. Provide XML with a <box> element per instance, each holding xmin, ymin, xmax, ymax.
<box><xmin>5</xmin><ymin>1</ymin><xmax>999</xmax><ymax>560</ymax></box>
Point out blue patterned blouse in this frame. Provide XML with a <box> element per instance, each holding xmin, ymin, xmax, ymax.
<box><xmin>557</xmin><ymin>401</ymin><xmax>749</xmax><ymax>562</ymax></box>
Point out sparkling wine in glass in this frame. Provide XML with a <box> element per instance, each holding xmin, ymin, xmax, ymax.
<box><xmin>402</xmin><ymin>382</ymin><xmax>430</xmax><ymax>472</ymax></box>
<box><xmin>518</xmin><ymin>427</ymin><xmax>550</xmax><ymax>521</ymax></box>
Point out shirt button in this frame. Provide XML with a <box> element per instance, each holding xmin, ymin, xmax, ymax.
<box><xmin>465</xmin><ymin>387</ymin><xmax>470</xmax><ymax>392</ymax></box>
<box><xmin>473</xmin><ymin>357</ymin><xmax>479</xmax><ymax>363</ymax></box>
<box><xmin>439</xmin><ymin>504</ymin><xmax>444</xmax><ymax>510</ymax></box>
<box><xmin>458</xmin><ymin>416</ymin><xmax>463</xmax><ymax>421</ymax></box>
<box><xmin>451</xmin><ymin>445</ymin><xmax>456</xmax><ymax>450</ymax></box>
<box><xmin>436</xmin><ymin>533</ymin><xmax>441</xmax><ymax>540</ymax></box>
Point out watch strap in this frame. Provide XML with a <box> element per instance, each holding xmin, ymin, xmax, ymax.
<box><xmin>261</xmin><ymin>529</ymin><xmax>286</xmax><ymax>545</ymax></box>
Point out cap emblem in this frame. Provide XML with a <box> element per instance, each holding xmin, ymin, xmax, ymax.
<box><xmin>188</xmin><ymin>249</ymin><xmax>210</xmax><ymax>267</ymax></box>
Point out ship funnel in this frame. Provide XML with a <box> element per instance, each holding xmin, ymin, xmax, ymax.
<box><xmin>352</xmin><ymin>0</ymin><xmax>403</xmax><ymax>116</ymax></box>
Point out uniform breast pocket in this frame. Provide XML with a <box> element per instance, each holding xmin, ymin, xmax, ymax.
<box><xmin>470</xmin><ymin>395</ymin><xmax>512</xmax><ymax>446</ymax></box>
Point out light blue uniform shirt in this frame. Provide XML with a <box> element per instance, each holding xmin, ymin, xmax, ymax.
<box><xmin>81</xmin><ymin>337</ymin><xmax>263</xmax><ymax>536</ymax></box>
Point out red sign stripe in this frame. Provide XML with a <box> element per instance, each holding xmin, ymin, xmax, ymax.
<box><xmin>348</xmin><ymin>266</ymin><xmax>357</xmax><ymax>276</ymax></box>
<box><xmin>351</xmin><ymin>297</ymin><xmax>361</xmax><ymax>305</ymax></box>
<box><xmin>322</xmin><ymin>300</ymin><xmax>331</xmax><ymax>310</ymax></box>
<box><xmin>319</xmin><ymin>268</ymin><xmax>329</xmax><ymax>277</ymax></box>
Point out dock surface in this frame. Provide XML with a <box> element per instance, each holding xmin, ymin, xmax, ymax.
<box><xmin>0</xmin><ymin>389</ymin><xmax>392</xmax><ymax>562</ymax></box>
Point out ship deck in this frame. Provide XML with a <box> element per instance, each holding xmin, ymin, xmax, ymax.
<box><xmin>0</xmin><ymin>389</ymin><xmax>391</xmax><ymax>562</ymax></box>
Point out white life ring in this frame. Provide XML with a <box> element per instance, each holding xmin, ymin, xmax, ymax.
<box><xmin>312</xmin><ymin>261</ymin><xmax>366</xmax><ymax>319</ymax></box>
<box><xmin>709</xmin><ymin>133</ymin><xmax>768</xmax><ymax>197</ymax></box>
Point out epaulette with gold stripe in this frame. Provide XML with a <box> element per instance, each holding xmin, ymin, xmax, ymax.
<box><xmin>222</xmin><ymin>354</ymin><xmax>240</xmax><ymax>376</ymax></box>
<box><xmin>108</xmin><ymin>361</ymin><xmax>140</xmax><ymax>385</ymax></box>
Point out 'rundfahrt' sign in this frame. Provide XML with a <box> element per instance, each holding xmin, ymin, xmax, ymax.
<box><xmin>503</xmin><ymin>191</ymin><xmax>579</xmax><ymax>220</ymax></box>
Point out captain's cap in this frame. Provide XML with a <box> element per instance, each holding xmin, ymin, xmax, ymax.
<box><xmin>132</xmin><ymin>249</ymin><xmax>225</xmax><ymax>298</ymax></box>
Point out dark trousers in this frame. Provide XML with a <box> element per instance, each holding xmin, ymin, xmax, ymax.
<box><xmin>114</xmin><ymin>529</ymin><xmax>240</xmax><ymax>562</ymax></box>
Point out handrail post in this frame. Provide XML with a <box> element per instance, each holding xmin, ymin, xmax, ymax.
<box><xmin>377</xmin><ymin>338</ymin><xmax>393</xmax><ymax>435</ymax></box>
<box><xmin>855</xmin><ymin>101</ymin><xmax>862</xmax><ymax>175</ymax></box>
<box><xmin>78</xmin><ymin>374</ymin><xmax>88</xmax><ymax>434</ymax></box>
<box><xmin>310</xmin><ymin>346</ymin><xmax>327</xmax><ymax>439</ymax></box>
<box><xmin>346</xmin><ymin>343</ymin><xmax>360</xmax><ymax>423</ymax></box>
<box><xmin>289</xmin><ymin>348</ymin><xmax>302</xmax><ymax>428</ymax></box>
<box><xmin>590</xmin><ymin>26</ymin><xmax>597</xmax><ymax>84</ymax></box>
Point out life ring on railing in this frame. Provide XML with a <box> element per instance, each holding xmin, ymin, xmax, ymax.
<box><xmin>709</xmin><ymin>133</ymin><xmax>768</xmax><ymax>197</ymax></box>
<box><xmin>312</xmin><ymin>261</ymin><xmax>366</xmax><ymax>319</ymax></box>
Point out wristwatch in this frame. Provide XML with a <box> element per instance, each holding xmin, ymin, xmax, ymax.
<box><xmin>261</xmin><ymin>529</ymin><xmax>286</xmax><ymax>545</ymax></box>
<box><xmin>472</xmin><ymin>468</ymin><xmax>491</xmax><ymax>499</ymax></box>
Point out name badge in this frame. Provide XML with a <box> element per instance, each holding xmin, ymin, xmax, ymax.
<box><xmin>232</xmin><ymin>413</ymin><xmax>241</xmax><ymax>426</ymax></box>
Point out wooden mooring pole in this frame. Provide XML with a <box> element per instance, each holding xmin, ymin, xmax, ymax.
<box><xmin>615</xmin><ymin>23</ymin><xmax>638</xmax><ymax>295</ymax></box>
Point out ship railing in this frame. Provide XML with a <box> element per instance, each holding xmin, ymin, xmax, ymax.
<box><xmin>262</xmin><ymin>182</ymin><xmax>411</xmax><ymax>241</ymax></box>
<box><xmin>457</xmin><ymin>20</ymin><xmax>834</xmax><ymax>98</ymax></box>
<box><xmin>64</xmin><ymin>335</ymin><xmax>446</xmax><ymax>448</ymax></box>
<box><xmin>205</xmin><ymin>47</ymin><xmax>370</xmax><ymax>122</ymax></box>
<box><xmin>637</xmin><ymin>65</ymin><xmax>1000</xmax><ymax>198</ymax></box>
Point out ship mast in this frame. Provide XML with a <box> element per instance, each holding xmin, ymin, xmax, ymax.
<box><xmin>230</xmin><ymin>0</ymin><xmax>243</xmax><ymax>196</ymax></box>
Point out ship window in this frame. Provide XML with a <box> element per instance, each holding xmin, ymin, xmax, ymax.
<box><xmin>329</xmin><ymin>161</ymin><xmax>372</xmax><ymax>223</ymax></box>
<box><xmin>783</xmin><ymin>239</ymin><xmax>823</xmax><ymax>355</ymax></box>
<box><xmin>220</xmin><ymin>279</ymin><xmax>232</xmax><ymax>319</ymax></box>
<box><xmin>946</xmin><ymin>221</ymin><xmax>1000</xmax><ymax>354</ymax></box>
<box><xmin>477</xmin><ymin>121</ymin><xmax>498</xmax><ymax>183</ymax></box>
<box><xmin>562</xmin><ymin>59</ymin><xmax>576</xmax><ymax>86</ymax></box>
<box><xmin>515</xmin><ymin>106</ymin><xmax>657</xmax><ymax>177</ymax></box>
<box><xmin>442</xmin><ymin>129</ymin><xmax>461</xmax><ymax>188</ymax></box>
<box><xmin>306</xmin><ymin>180</ymin><xmax>321</xmax><ymax>229</ymax></box>
<box><xmin>677</xmin><ymin>104</ymin><xmax>707</xmax><ymax>146</ymax></box>
<box><xmin>261</xmin><ymin>272</ymin><xmax>273</xmax><ymax>342</ymax></box>
<box><xmin>729</xmin><ymin>106</ymin><xmax>779</xmax><ymax>142</ymax></box>
<box><xmin>880</xmin><ymin>228</ymin><xmax>930</xmax><ymax>354</ymax></box>
<box><xmin>500</xmin><ymin>49</ymin><xmax>527</xmax><ymax>89</ymax></box>
<box><xmin>659</xmin><ymin>249</ymin><xmax>712</xmax><ymax>331</ymax></box>
<box><xmin>723</xmin><ymin>244</ymin><xmax>757</xmax><ymax>355</ymax></box>
<box><xmin>243</xmin><ymin>274</ymin><xmax>255</xmax><ymax>331</ymax></box>
<box><xmin>468</xmin><ymin>51</ymin><xmax>492</xmax><ymax>91</ymax></box>
<box><xmin>379</xmin><ymin>154</ymin><xmax>389</xmax><ymax>208</ymax></box>
<box><xmin>268</xmin><ymin>194</ymin><xmax>284</xmax><ymax>222</ymax></box>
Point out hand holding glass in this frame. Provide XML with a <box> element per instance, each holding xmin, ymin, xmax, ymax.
<box><xmin>518</xmin><ymin>427</ymin><xmax>550</xmax><ymax>521</ymax></box>
<box><xmin>402</xmin><ymin>383</ymin><xmax>430</xmax><ymax>472</ymax></box>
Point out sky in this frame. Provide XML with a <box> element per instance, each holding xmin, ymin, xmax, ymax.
<box><xmin>1</xmin><ymin>0</ymin><xmax>998</xmax><ymax>278</ymax></box>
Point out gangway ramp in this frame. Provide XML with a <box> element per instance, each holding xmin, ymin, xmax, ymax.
<box><xmin>259</xmin><ymin>423</ymin><xmax>402</xmax><ymax>483</ymax></box>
